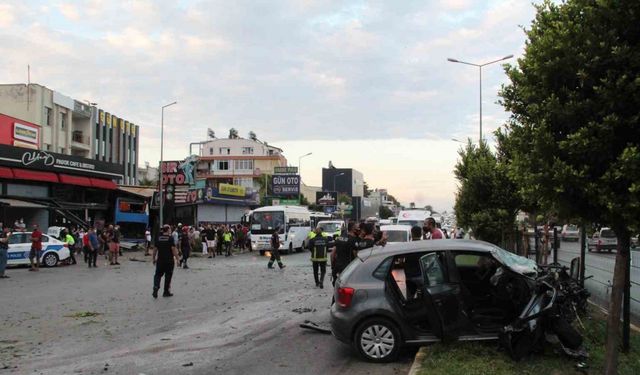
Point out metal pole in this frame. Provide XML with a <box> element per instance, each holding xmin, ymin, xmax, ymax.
<box><xmin>553</xmin><ymin>226</ymin><xmax>558</xmax><ymax>264</ymax></box>
<box><xmin>159</xmin><ymin>108</ymin><xmax>164</xmax><ymax>227</ymax></box>
<box><xmin>623</xmin><ymin>238</ymin><xmax>631</xmax><ymax>352</ymax></box>
<box><xmin>479</xmin><ymin>66</ymin><xmax>482</xmax><ymax>143</ymax></box>
<box><xmin>580</xmin><ymin>224</ymin><xmax>586</xmax><ymax>287</ymax></box>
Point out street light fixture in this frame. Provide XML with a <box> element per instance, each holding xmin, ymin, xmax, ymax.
<box><xmin>298</xmin><ymin>152</ymin><xmax>312</xmax><ymax>204</ymax></box>
<box><xmin>159</xmin><ymin>101</ymin><xmax>177</xmax><ymax>228</ymax></box>
<box><xmin>447</xmin><ymin>54</ymin><xmax>513</xmax><ymax>143</ymax></box>
<box><xmin>333</xmin><ymin>172</ymin><xmax>345</xmax><ymax>192</ymax></box>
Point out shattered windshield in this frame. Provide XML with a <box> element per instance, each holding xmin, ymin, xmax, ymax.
<box><xmin>491</xmin><ymin>246</ymin><xmax>539</xmax><ymax>277</ymax></box>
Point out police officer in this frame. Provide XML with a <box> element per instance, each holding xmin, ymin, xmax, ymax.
<box><xmin>331</xmin><ymin>221</ymin><xmax>360</xmax><ymax>285</ymax></box>
<box><xmin>267</xmin><ymin>227</ymin><xmax>286</xmax><ymax>269</ymax></box>
<box><xmin>308</xmin><ymin>226</ymin><xmax>334</xmax><ymax>289</ymax></box>
<box><xmin>152</xmin><ymin>224</ymin><xmax>180</xmax><ymax>298</ymax></box>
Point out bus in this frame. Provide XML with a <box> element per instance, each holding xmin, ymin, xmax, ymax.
<box><xmin>250</xmin><ymin>205</ymin><xmax>311</xmax><ymax>255</ymax></box>
<box><xmin>114</xmin><ymin>197</ymin><xmax>149</xmax><ymax>245</ymax></box>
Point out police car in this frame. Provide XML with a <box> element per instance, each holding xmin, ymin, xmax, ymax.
<box><xmin>7</xmin><ymin>231</ymin><xmax>71</xmax><ymax>267</ymax></box>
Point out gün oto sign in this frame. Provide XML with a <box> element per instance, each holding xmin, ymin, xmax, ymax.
<box><xmin>271</xmin><ymin>175</ymin><xmax>300</xmax><ymax>196</ymax></box>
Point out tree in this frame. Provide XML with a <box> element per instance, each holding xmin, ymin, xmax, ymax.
<box><xmin>498</xmin><ymin>1</ymin><xmax>640</xmax><ymax>373</ymax></box>
<box><xmin>338</xmin><ymin>193</ymin><xmax>351</xmax><ymax>205</ymax></box>
<box><xmin>454</xmin><ymin>140</ymin><xmax>520</xmax><ymax>246</ymax></box>
<box><xmin>363</xmin><ymin>181</ymin><xmax>370</xmax><ymax>197</ymax></box>
<box><xmin>379</xmin><ymin>205</ymin><xmax>393</xmax><ymax>219</ymax></box>
<box><xmin>138</xmin><ymin>176</ymin><xmax>157</xmax><ymax>187</ymax></box>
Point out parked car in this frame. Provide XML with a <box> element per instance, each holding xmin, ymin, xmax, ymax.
<box><xmin>7</xmin><ymin>231</ymin><xmax>71</xmax><ymax>267</ymax></box>
<box><xmin>331</xmin><ymin>240</ymin><xmax>586</xmax><ymax>362</ymax></box>
<box><xmin>561</xmin><ymin>224</ymin><xmax>580</xmax><ymax>242</ymax></box>
<box><xmin>380</xmin><ymin>225</ymin><xmax>411</xmax><ymax>244</ymax></box>
<box><xmin>588</xmin><ymin>228</ymin><xmax>618</xmax><ymax>253</ymax></box>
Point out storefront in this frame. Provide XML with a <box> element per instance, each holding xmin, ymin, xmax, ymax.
<box><xmin>0</xmin><ymin>144</ymin><xmax>123</xmax><ymax>229</ymax></box>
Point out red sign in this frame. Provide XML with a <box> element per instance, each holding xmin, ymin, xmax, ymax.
<box><xmin>0</xmin><ymin>113</ymin><xmax>40</xmax><ymax>149</ymax></box>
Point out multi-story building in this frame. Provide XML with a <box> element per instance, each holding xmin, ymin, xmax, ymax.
<box><xmin>321</xmin><ymin>166</ymin><xmax>364</xmax><ymax>197</ymax></box>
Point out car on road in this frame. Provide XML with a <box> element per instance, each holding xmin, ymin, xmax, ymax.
<box><xmin>588</xmin><ymin>228</ymin><xmax>618</xmax><ymax>253</ymax></box>
<box><xmin>317</xmin><ymin>220</ymin><xmax>345</xmax><ymax>238</ymax></box>
<box><xmin>330</xmin><ymin>240</ymin><xmax>585</xmax><ymax>362</ymax></box>
<box><xmin>380</xmin><ymin>225</ymin><xmax>411</xmax><ymax>244</ymax></box>
<box><xmin>7</xmin><ymin>231</ymin><xmax>70</xmax><ymax>267</ymax></box>
<box><xmin>561</xmin><ymin>224</ymin><xmax>580</xmax><ymax>242</ymax></box>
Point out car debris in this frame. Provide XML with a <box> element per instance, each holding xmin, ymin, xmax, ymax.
<box><xmin>300</xmin><ymin>320</ymin><xmax>331</xmax><ymax>334</ymax></box>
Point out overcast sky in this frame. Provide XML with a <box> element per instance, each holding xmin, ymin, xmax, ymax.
<box><xmin>0</xmin><ymin>0</ymin><xmax>539</xmax><ymax>211</ymax></box>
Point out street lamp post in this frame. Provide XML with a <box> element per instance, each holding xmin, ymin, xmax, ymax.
<box><xmin>298</xmin><ymin>152</ymin><xmax>312</xmax><ymax>204</ymax></box>
<box><xmin>159</xmin><ymin>101</ymin><xmax>177</xmax><ymax>228</ymax></box>
<box><xmin>447</xmin><ymin>55</ymin><xmax>513</xmax><ymax>143</ymax></box>
<box><xmin>333</xmin><ymin>172</ymin><xmax>345</xmax><ymax>192</ymax></box>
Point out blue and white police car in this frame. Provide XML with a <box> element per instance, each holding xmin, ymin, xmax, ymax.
<box><xmin>7</xmin><ymin>231</ymin><xmax>71</xmax><ymax>267</ymax></box>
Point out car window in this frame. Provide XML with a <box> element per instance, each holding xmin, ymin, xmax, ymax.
<box><xmin>339</xmin><ymin>258</ymin><xmax>361</xmax><ymax>283</ymax></box>
<box><xmin>600</xmin><ymin>229</ymin><xmax>615</xmax><ymax>238</ymax></box>
<box><xmin>420</xmin><ymin>253</ymin><xmax>445</xmax><ymax>286</ymax></box>
<box><xmin>373</xmin><ymin>256</ymin><xmax>393</xmax><ymax>280</ymax></box>
<box><xmin>453</xmin><ymin>254</ymin><xmax>480</xmax><ymax>267</ymax></box>
<box><xmin>385</xmin><ymin>230</ymin><xmax>408</xmax><ymax>242</ymax></box>
<box><xmin>9</xmin><ymin>233</ymin><xmax>26</xmax><ymax>244</ymax></box>
<box><xmin>41</xmin><ymin>235</ymin><xmax>50</xmax><ymax>242</ymax></box>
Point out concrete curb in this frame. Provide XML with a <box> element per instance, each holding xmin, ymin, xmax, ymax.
<box><xmin>407</xmin><ymin>346</ymin><xmax>428</xmax><ymax>375</ymax></box>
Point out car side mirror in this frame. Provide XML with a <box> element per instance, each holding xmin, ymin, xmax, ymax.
<box><xmin>570</xmin><ymin>257</ymin><xmax>580</xmax><ymax>281</ymax></box>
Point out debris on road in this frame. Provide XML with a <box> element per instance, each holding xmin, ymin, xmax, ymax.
<box><xmin>65</xmin><ymin>311</ymin><xmax>101</xmax><ymax>318</ymax></box>
<box><xmin>292</xmin><ymin>307</ymin><xmax>316</xmax><ymax>314</ymax></box>
<box><xmin>300</xmin><ymin>320</ymin><xmax>331</xmax><ymax>334</ymax></box>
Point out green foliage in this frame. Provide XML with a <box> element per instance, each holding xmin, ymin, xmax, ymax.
<box><xmin>454</xmin><ymin>140</ymin><xmax>520</xmax><ymax>245</ymax></box>
<box><xmin>379</xmin><ymin>205</ymin><xmax>393</xmax><ymax>219</ymax></box>
<box><xmin>338</xmin><ymin>193</ymin><xmax>351</xmax><ymax>205</ymax></box>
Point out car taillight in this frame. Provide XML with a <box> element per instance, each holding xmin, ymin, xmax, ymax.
<box><xmin>337</xmin><ymin>287</ymin><xmax>355</xmax><ymax>308</ymax></box>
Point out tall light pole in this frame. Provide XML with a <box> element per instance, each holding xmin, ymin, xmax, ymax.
<box><xmin>298</xmin><ymin>152</ymin><xmax>312</xmax><ymax>204</ymax></box>
<box><xmin>159</xmin><ymin>101</ymin><xmax>177</xmax><ymax>227</ymax></box>
<box><xmin>447</xmin><ymin>54</ymin><xmax>513</xmax><ymax>143</ymax></box>
<box><xmin>333</xmin><ymin>172</ymin><xmax>345</xmax><ymax>192</ymax></box>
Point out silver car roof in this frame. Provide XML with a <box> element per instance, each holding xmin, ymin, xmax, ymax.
<box><xmin>362</xmin><ymin>239</ymin><xmax>497</xmax><ymax>262</ymax></box>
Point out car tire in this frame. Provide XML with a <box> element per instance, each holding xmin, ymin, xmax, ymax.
<box><xmin>43</xmin><ymin>252</ymin><xmax>59</xmax><ymax>267</ymax></box>
<box><xmin>354</xmin><ymin>318</ymin><xmax>401</xmax><ymax>363</ymax></box>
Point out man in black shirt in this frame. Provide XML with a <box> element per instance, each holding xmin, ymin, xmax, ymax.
<box><xmin>152</xmin><ymin>224</ymin><xmax>179</xmax><ymax>298</ymax></box>
<box><xmin>331</xmin><ymin>221</ymin><xmax>360</xmax><ymax>285</ymax></box>
<box><xmin>216</xmin><ymin>225</ymin><xmax>225</xmax><ymax>256</ymax></box>
<box><xmin>205</xmin><ymin>225</ymin><xmax>216</xmax><ymax>258</ymax></box>
<box><xmin>267</xmin><ymin>227</ymin><xmax>285</xmax><ymax>269</ymax></box>
<box><xmin>309</xmin><ymin>226</ymin><xmax>334</xmax><ymax>289</ymax></box>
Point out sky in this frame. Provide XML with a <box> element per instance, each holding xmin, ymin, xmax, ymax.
<box><xmin>0</xmin><ymin>0</ymin><xmax>540</xmax><ymax>211</ymax></box>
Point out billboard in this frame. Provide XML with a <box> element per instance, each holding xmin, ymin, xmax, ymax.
<box><xmin>161</xmin><ymin>155</ymin><xmax>198</xmax><ymax>204</ymax></box>
<box><xmin>316</xmin><ymin>191</ymin><xmax>337</xmax><ymax>206</ymax></box>
<box><xmin>271</xmin><ymin>175</ymin><xmax>300</xmax><ymax>196</ymax></box>
<box><xmin>274</xmin><ymin>166</ymin><xmax>298</xmax><ymax>175</ymax></box>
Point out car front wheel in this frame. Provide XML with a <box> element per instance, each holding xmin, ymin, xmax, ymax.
<box><xmin>354</xmin><ymin>318</ymin><xmax>401</xmax><ymax>363</ymax></box>
<box><xmin>42</xmin><ymin>252</ymin><xmax>59</xmax><ymax>267</ymax></box>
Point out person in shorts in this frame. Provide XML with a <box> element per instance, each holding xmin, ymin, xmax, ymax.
<box><xmin>29</xmin><ymin>224</ymin><xmax>43</xmax><ymax>271</ymax></box>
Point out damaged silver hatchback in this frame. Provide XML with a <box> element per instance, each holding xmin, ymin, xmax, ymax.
<box><xmin>330</xmin><ymin>240</ymin><xmax>589</xmax><ymax>362</ymax></box>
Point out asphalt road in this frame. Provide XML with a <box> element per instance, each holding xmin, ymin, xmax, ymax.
<box><xmin>0</xmin><ymin>249</ymin><xmax>415</xmax><ymax>375</ymax></box>
<box><xmin>554</xmin><ymin>240</ymin><xmax>640</xmax><ymax>319</ymax></box>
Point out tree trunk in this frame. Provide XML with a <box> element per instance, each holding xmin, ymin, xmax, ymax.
<box><xmin>603</xmin><ymin>228</ymin><xmax>630</xmax><ymax>375</ymax></box>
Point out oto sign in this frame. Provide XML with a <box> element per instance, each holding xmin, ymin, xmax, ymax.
<box><xmin>271</xmin><ymin>175</ymin><xmax>300</xmax><ymax>196</ymax></box>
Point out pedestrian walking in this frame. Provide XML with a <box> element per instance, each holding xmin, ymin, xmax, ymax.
<box><xmin>63</xmin><ymin>229</ymin><xmax>77</xmax><ymax>265</ymax></box>
<box><xmin>29</xmin><ymin>224</ymin><xmax>43</xmax><ymax>271</ymax></box>
<box><xmin>87</xmin><ymin>227</ymin><xmax>100</xmax><ymax>268</ymax></box>
<box><xmin>308</xmin><ymin>226</ymin><xmax>333</xmax><ymax>289</ymax></box>
<box><xmin>0</xmin><ymin>226</ymin><xmax>10</xmax><ymax>278</ymax></box>
<box><xmin>179</xmin><ymin>226</ymin><xmax>191</xmax><ymax>269</ymax></box>
<box><xmin>223</xmin><ymin>226</ymin><xmax>233</xmax><ymax>257</ymax></box>
<box><xmin>267</xmin><ymin>227</ymin><xmax>285</xmax><ymax>269</ymax></box>
<box><xmin>106</xmin><ymin>224</ymin><xmax>120</xmax><ymax>265</ymax></box>
<box><xmin>205</xmin><ymin>225</ymin><xmax>216</xmax><ymax>258</ymax></box>
<box><xmin>114</xmin><ymin>225</ymin><xmax>122</xmax><ymax>257</ymax></box>
<box><xmin>145</xmin><ymin>227</ymin><xmax>152</xmax><ymax>256</ymax></box>
<box><xmin>152</xmin><ymin>224</ymin><xmax>180</xmax><ymax>298</ymax></box>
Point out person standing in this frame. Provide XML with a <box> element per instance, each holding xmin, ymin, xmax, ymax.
<box><xmin>144</xmin><ymin>227</ymin><xmax>152</xmax><ymax>256</ymax></box>
<box><xmin>179</xmin><ymin>226</ymin><xmax>191</xmax><ymax>269</ymax></box>
<box><xmin>216</xmin><ymin>225</ymin><xmax>224</xmax><ymax>256</ymax></box>
<box><xmin>423</xmin><ymin>218</ymin><xmax>444</xmax><ymax>240</ymax></box>
<box><xmin>63</xmin><ymin>229</ymin><xmax>77</xmax><ymax>265</ymax></box>
<box><xmin>267</xmin><ymin>227</ymin><xmax>285</xmax><ymax>269</ymax></box>
<box><xmin>0</xmin><ymin>226</ymin><xmax>10</xmax><ymax>278</ymax></box>
<box><xmin>331</xmin><ymin>221</ymin><xmax>360</xmax><ymax>285</ymax></box>
<box><xmin>308</xmin><ymin>226</ymin><xmax>333</xmax><ymax>289</ymax></box>
<box><xmin>223</xmin><ymin>226</ymin><xmax>233</xmax><ymax>257</ymax></box>
<box><xmin>114</xmin><ymin>225</ymin><xmax>122</xmax><ymax>257</ymax></box>
<box><xmin>152</xmin><ymin>224</ymin><xmax>180</xmax><ymax>298</ymax></box>
<box><xmin>410</xmin><ymin>225</ymin><xmax>423</xmax><ymax>241</ymax></box>
<box><xmin>106</xmin><ymin>224</ymin><xmax>120</xmax><ymax>265</ymax></box>
<box><xmin>87</xmin><ymin>227</ymin><xmax>100</xmax><ymax>268</ymax></box>
<box><xmin>15</xmin><ymin>218</ymin><xmax>26</xmax><ymax>232</ymax></box>
<box><xmin>29</xmin><ymin>224</ymin><xmax>43</xmax><ymax>271</ymax></box>
<box><xmin>205</xmin><ymin>225</ymin><xmax>216</xmax><ymax>258</ymax></box>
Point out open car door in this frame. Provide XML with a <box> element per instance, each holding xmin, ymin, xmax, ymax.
<box><xmin>419</xmin><ymin>252</ymin><xmax>465</xmax><ymax>342</ymax></box>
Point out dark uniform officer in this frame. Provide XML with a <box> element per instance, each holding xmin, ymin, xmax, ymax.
<box><xmin>267</xmin><ymin>227</ymin><xmax>285</xmax><ymax>269</ymax></box>
<box><xmin>308</xmin><ymin>226</ymin><xmax>334</xmax><ymax>289</ymax></box>
<box><xmin>331</xmin><ymin>221</ymin><xmax>360</xmax><ymax>285</ymax></box>
<box><xmin>153</xmin><ymin>224</ymin><xmax>179</xmax><ymax>298</ymax></box>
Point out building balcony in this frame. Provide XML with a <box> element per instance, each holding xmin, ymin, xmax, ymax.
<box><xmin>71</xmin><ymin>131</ymin><xmax>91</xmax><ymax>150</ymax></box>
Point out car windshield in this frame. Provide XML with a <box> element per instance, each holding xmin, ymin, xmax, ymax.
<box><xmin>566</xmin><ymin>225</ymin><xmax>578</xmax><ymax>231</ymax></box>
<box><xmin>250</xmin><ymin>211</ymin><xmax>285</xmax><ymax>234</ymax></box>
<box><xmin>318</xmin><ymin>222</ymin><xmax>341</xmax><ymax>233</ymax></box>
<box><xmin>601</xmin><ymin>229</ymin><xmax>615</xmax><ymax>238</ymax></box>
<box><xmin>397</xmin><ymin>220</ymin><xmax>422</xmax><ymax>228</ymax></box>
<box><xmin>384</xmin><ymin>230</ymin><xmax>408</xmax><ymax>243</ymax></box>
<box><xmin>491</xmin><ymin>246</ymin><xmax>539</xmax><ymax>277</ymax></box>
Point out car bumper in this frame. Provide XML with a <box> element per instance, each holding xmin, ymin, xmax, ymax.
<box><xmin>330</xmin><ymin>304</ymin><xmax>353</xmax><ymax>344</ymax></box>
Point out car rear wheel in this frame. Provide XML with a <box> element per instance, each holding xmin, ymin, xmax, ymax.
<box><xmin>354</xmin><ymin>318</ymin><xmax>401</xmax><ymax>363</ymax></box>
<box><xmin>43</xmin><ymin>252</ymin><xmax>59</xmax><ymax>267</ymax></box>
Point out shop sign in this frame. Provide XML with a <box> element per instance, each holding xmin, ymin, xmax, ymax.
<box><xmin>274</xmin><ymin>166</ymin><xmax>298</xmax><ymax>175</ymax></box>
<box><xmin>161</xmin><ymin>155</ymin><xmax>199</xmax><ymax>204</ymax></box>
<box><xmin>316</xmin><ymin>191</ymin><xmax>337</xmax><ymax>206</ymax></box>
<box><xmin>271</xmin><ymin>175</ymin><xmax>300</xmax><ymax>195</ymax></box>
<box><xmin>219</xmin><ymin>183</ymin><xmax>245</xmax><ymax>197</ymax></box>
<box><xmin>13</xmin><ymin>122</ymin><xmax>39</xmax><ymax>144</ymax></box>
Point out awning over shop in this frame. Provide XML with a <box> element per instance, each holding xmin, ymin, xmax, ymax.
<box><xmin>59</xmin><ymin>173</ymin><xmax>93</xmax><ymax>187</ymax></box>
<box><xmin>0</xmin><ymin>198</ymin><xmax>48</xmax><ymax>208</ymax></box>
<box><xmin>0</xmin><ymin>167</ymin><xmax>13</xmax><ymax>179</ymax></box>
<box><xmin>90</xmin><ymin>178</ymin><xmax>117</xmax><ymax>190</ymax></box>
<box><xmin>117</xmin><ymin>185</ymin><xmax>156</xmax><ymax>198</ymax></box>
<box><xmin>12</xmin><ymin>169</ymin><xmax>59</xmax><ymax>183</ymax></box>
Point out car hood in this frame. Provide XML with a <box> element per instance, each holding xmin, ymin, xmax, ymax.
<box><xmin>490</xmin><ymin>245</ymin><xmax>539</xmax><ymax>277</ymax></box>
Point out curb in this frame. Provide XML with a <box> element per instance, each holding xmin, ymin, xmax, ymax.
<box><xmin>407</xmin><ymin>346</ymin><xmax>428</xmax><ymax>375</ymax></box>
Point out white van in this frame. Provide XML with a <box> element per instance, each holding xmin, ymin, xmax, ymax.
<box><xmin>396</xmin><ymin>210</ymin><xmax>431</xmax><ymax>228</ymax></box>
<box><xmin>250</xmin><ymin>206</ymin><xmax>311</xmax><ymax>255</ymax></box>
<box><xmin>380</xmin><ymin>225</ymin><xmax>412</xmax><ymax>244</ymax></box>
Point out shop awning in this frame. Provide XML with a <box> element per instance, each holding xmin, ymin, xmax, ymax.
<box><xmin>0</xmin><ymin>198</ymin><xmax>47</xmax><ymax>208</ymax></box>
<box><xmin>59</xmin><ymin>173</ymin><xmax>93</xmax><ymax>187</ymax></box>
<box><xmin>0</xmin><ymin>167</ymin><xmax>13</xmax><ymax>179</ymax></box>
<box><xmin>90</xmin><ymin>178</ymin><xmax>117</xmax><ymax>190</ymax></box>
<box><xmin>12</xmin><ymin>169</ymin><xmax>59</xmax><ymax>183</ymax></box>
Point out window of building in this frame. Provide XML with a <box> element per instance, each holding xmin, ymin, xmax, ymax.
<box><xmin>233</xmin><ymin>177</ymin><xmax>254</xmax><ymax>188</ymax></box>
<box><xmin>209</xmin><ymin>147</ymin><xmax>214</xmax><ymax>155</ymax></box>
<box><xmin>45</xmin><ymin>107</ymin><xmax>52</xmax><ymax>126</ymax></box>
<box><xmin>60</xmin><ymin>112</ymin><xmax>66</xmax><ymax>129</ymax></box>
<box><xmin>219</xmin><ymin>147</ymin><xmax>230</xmax><ymax>155</ymax></box>
<box><xmin>234</xmin><ymin>160</ymin><xmax>254</xmax><ymax>170</ymax></box>
<box><xmin>242</xmin><ymin>147</ymin><xmax>254</xmax><ymax>155</ymax></box>
<box><xmin>217</xmin><ymin>160</ymin><xmax>229</xmax><ymax>170</ymax></box>
<box><xmin>45</xmin><ymin>144</ymin><xmax>51</xmax><ymax>151</ymax></box>
<box><xmin>59</xmin><ymin>147</ymin><xmax>65</xmax><ymax>154</ymax></box>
